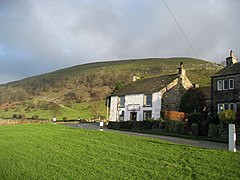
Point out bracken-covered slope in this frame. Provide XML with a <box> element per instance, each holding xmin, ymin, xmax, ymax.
<box><xmin>0</xmin><ymin>57</ymin><xmax>222</xmax><ymax>105</ymax></box>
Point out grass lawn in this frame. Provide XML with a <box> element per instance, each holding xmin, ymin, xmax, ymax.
<box><xmin>0</xmin><ymin>123</ymin><xmax>239</xmax><ymax>179</ymax></box>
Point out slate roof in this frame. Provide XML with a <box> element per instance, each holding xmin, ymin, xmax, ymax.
<box><xmin>113</xmin><ymin>74</ymin><xmax>178</xmax><ymax>96</ymax></box>
<box><xmin>212</xmin><ymin>62</ymin><xmax>240</xmax><ymax>77</ymax></box>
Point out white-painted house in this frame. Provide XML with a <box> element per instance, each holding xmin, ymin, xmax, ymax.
<box><xmin>109</xmin><ymin>63</ymin><xmax>193</xmax><ymax>121</ymax></box>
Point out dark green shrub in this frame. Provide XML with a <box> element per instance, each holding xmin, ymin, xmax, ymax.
<box><xmin>178</xmin><ymin>122</ymin><xmax>186</xmax><ymax>134</ymax></box>
<box><xmin>108</xmin><ymin>121</ymin><xmax>120</xmax><ymax>129</ymax></box>
<box><xmin>210</xmin><ymin>115</ymin><xmax>220</xmax><ymax>125</ymax></box>
<box><xmin>12</xmin><ymin>114</ymin><xmax>19</xmax><ymax>119</ymax></box>
<box><xmin>62</xmin><ymin>116</ymin><xmax>68</xmax><ymax>121</ymax></box>
<box><xmin>151</xmin><ymin>120</ymin><xmax>161</xmax><ymax>129</ymax></box>
<box><xmin>32</xmin><ymin>115</ymin><xmax>39</xmax><ymax>120</ymax></box>
<box><xmin>164</xmin><ymin>121</ymin><xmax>175</xmax><ymax>133</ymax></box>
<box><xmin>179</xmin><ymin>88</ymin><xmax>206</xmax><ymax>113</ymax></box>
<box><xmin>19</xmin><ymin>114</ymin><xmax>25</xmax><ymax>119</ymax></box>
<box><xmin>208</xmin><ymin>124</ymin><xmax>223</xmax><ymax>137</ymax></box>
<box><xmin>191</xmin><ymin>123</ymin><xmax>198</xmax><ymax>136</ymax></box>
<box><xmin>187</xmin><ymin>113</ymin><xmax>203</xmax><ymax>125</ymax></box>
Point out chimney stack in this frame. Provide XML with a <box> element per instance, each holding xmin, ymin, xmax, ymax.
<box><xmin>178</xmin><ymin>62</ymin><xmax>186</xmax><ymax>77</ymax></box>
<box><xmin>226</xmin><ymin>50</ymin><xmax>238</xmax><ymax>66</ymax></box>
<box><xmin>133</xmin><ymin>73</ymin><xmax>141</xmax><ymax>82</ymax></box>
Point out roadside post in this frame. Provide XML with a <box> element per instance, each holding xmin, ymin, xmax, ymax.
<box><xmin>52</xmin><ymin>117</ymin><xmax>56</xmax><ymax>124</ymax></box>
<box><xmin>100</xmin><ymin>121</ymin><xmax>104</xmax><ymax>131</ymax></box>
<box><xmin>229</xmin><ymin>124</ymin><xmax>236</xmax><ymax>152</ymax></box>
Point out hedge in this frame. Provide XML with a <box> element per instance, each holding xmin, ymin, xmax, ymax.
<box><xmin>108</xmin><ymin>120</ymin><xmax>196</xmax><ymax>136</ymax></box>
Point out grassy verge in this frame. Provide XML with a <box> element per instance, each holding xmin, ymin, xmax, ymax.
<box><xmin>0</xmin><ymin>123</ymin><xmax>239</xmax><ymax>179</ymax></box>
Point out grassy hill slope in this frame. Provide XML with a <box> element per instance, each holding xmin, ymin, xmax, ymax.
<box><xmin>0</xmin><ymin>57</ymin><xmax>222</xmax><ymax>119</ymax></box>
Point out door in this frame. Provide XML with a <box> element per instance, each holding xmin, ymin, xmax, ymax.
<box><xmin>130</xmin><ymin>112</ymin><xmax>137</xmax><ymax>121</ymax></box>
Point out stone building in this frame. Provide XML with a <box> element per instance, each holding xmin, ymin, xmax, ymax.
<box><xmin>109</xmin><ymin>62</ymin><xmax>193</xmax><ymax>121</ymax></box>
<box><xmin>211</xmin><ymin>51</ymin><xmax>240</xmax><ymax>115</ymax></box>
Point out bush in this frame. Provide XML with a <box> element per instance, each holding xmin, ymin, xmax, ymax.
<box><xmin>219</xmin><ymin>110</ymin><xmax>236</xmax><ymax>124</ymax></box>
<box><xmin>191</xmin><ymin>123</ymin><xmax>198</xmax><ymax>136</ymax></box>
<box><xmin>108</xmin><ymin>120</ymin><xmax>195</xmax><ymax>136</ymax></box>
<box><xmin>210</xmin><ymin>115</ymin><xmax>220</xmax><ymax>125</ymax></box>
<box><xmin>12</xmin><ymin>114</ymin><xmax>26</xmax><ymax>119</ymax></box>
<box><xmin>32</xmin><ymin>115</ymin><xmax>39</xmax><ymax>120</ymax></box>
<box><xmin>62</xmin><ymin>116</ymin><xmax>68</xmax><ymax>121</ymax></box>
<box><xmin>19</xmin><ymin>114</ymin><xmax>25</xmax><ymax>119</ymax></box>
<box><xmin>187</xmin><ymin>113</ymin><xmax>203</xmax><ymax>125</ymax></box>
<box><xmin>13</xmin><ymin>114</ymin><xmax>19</xmax><ymax>119</ymax></box>
<box><xmin>208</xmin><ymin>124</ymin><xmax>224</xmax><ymax>138</ymax></box>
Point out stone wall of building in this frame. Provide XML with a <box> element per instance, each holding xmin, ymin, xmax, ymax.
<box><xmin>211</xmin><ymin>74</ymin><xmax>240</xmax><ymax>115</ymax></box>
<box><xmin>161</xmin><ymin>76</ymin><xmax>193</xmax><ymax>112</ymax></box>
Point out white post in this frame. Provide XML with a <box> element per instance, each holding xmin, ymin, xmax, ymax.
<box><xmin>106</xmin><ymin>99</ymin><xmax>109</xmax><ymax>121</ymax></box>
<box><xmin>100</xmin><ymin>121</ymin><xmax>104</xmax><ymax>131</ymax></box>
<box><xmin>229</xmin><ymin>124</ymin><xmax>236</xmax><ymax>152</ymax></box>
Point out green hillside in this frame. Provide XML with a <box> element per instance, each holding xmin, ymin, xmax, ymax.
<box><xmin>0</xmin><ymin>57</ymin><xmax>222</xmax><ymax>119</ymax></box>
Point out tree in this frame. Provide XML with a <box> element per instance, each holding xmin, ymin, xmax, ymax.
<box><xmin>112</xmin><ymin>81</ymin><xmax>124</xmax><ymax>93</ymax></box>
<box><xmin>179</xmin><ymin>88</ymin><xmax>206</xmax><ymax>113</ymax></box>
<box><xmin>49</xmin><ymin>102</ymin><xmax>62</xmax><ymax>117</ymax></box>
<box><xmin>90</xmin><ymin>102</ymin><xmax>103</xmax><ymax>120</ymax></box>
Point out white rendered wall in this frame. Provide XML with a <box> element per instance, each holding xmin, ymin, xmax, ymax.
<box><xmin>109</xmin><ymin>96</ymin><xmax>118</xmax><ymax>121</ymax></box>
<box><xmin>109</xmin><ymin>92</ymin><xmax>161</xmax><ymax>121</ymax></box>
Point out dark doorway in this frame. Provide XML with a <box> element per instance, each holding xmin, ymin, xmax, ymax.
<box><xmin>130</xmin><ymin>112</ymin><xmax>137</xmax><ymax>121</ymax></box>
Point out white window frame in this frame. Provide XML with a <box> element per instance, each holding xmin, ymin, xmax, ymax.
<box><xmin>218</xmin><ymin>103</ymin><xmax>235</xmax><ymax>113</ymax></box>
<box><xmin>143</xmin><ymin>110</ymin><xmax>152</xmax><ymax>120</ymax></box>
<box><xmin>217</xmin><ymin>80</ymin><xmax>222</xmax><ymax>91</ymax></box>
<box><xmin>118</xmin><ymin>96</ymin><xmax>125</xmax><ymax>108</ymax></box>
<box><xmin>218</xmin><ymin>104</ymin><xmax>224</xmax><ymax>113</ymax></box>
<box><xmin>229</xmin><ymin>79</ymin><xmax>234</xmax><ymax>89</ymax></box>
<box><xmin>144</xmin><ymin>94</ymin><xmax>152</xmax><ymax>107</ymax></box>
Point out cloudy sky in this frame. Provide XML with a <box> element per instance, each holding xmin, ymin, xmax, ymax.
<box><xmin>0</xmin><ymin>0</ymin><xmax>239</xmax><ymax>84</ymax></box>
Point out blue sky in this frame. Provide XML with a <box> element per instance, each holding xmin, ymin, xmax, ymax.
<box><xmin>0</xmin><ymin>0</ymin><xmax>240</xmax><ymax>84</ymax></box>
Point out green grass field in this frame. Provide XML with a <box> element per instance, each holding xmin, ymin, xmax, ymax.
<box><xmin>0</xmin><ymin>123</ymin><xmax>239</xmax><ymax>179</ymax></box>
<box><xmin>0</xmin><ymin>101</ymin><xmax>107</xmax><ymax>120</ymax></box>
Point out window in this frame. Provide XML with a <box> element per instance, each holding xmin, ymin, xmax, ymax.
<box><xmin>144</xmin><ymin>94</ymin><xmax>152</xmax><ymax>106</ymax></box>
<box><xmin>229</xmin><ymin>103</ymin><xmax>235</xmax><ymax>111</ymax></box>
<box><xmin>143</xmin><ymin>111</ymin><xmax>152</xmax><ymax>120</ymax></box>
<box><xmin>229</xmin><ymin>79</ymin><xmax>234</xmax><ymax>89</ymax></box>
<box><xmin>217</xmin><ymin>80</ymin><xmax>222</xmax><ymax>91</ymax></box>
<box><xmin>119</xmin><ymin>111</ymin><xmax>124</xmax><ymax>121</ymax></box>
<box><xmin>224</xmin><ymin>103</ymin><xmax>229</xmax><ymax>110</ymax></box>
<box><xmin>130</xmin><ymin>112</ymin><xmax>137</xmax><ymax>121</ymax></box>
<box><xmin>223</xmin><ymin>79</ymin><xmax>229</xmax><ymax>90</ymax></box>
<box><xmin>118</xmin><ymin>96</ymin><xmax>125</xmax><ymax>108</ymax></box>
<box><xmin>237</xmin><ymin>103</ymin><xmax>240</xmax><ymax>112</ymax></box>
<box><xmin>217</xmin><ymin>79</ymin><xmax>234</xmax><ymax>91</ymax></box>
<box><xmin>218</xmin><ymin>104</ymin><xmax>224</xmax><ymax>113</ymax></box>
<box><xmin>218</xmin><ymin>103</ymin><xmax>235</xmax><ymax>113</ymax></box>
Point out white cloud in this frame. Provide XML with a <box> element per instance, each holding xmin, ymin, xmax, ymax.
<box><xmin>0</xmin><ymin>0</ymin><xmax>239</xmax><ymax>84</ymax></box>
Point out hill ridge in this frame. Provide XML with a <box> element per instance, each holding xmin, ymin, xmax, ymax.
<box><xmin>0</xmin><ymin>57</ymin><xmax>222</xmax><ymax>105</ymax></box>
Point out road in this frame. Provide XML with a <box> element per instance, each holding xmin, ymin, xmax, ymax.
<box><xmin>63</xmin><ymin>122</ymin><xmax>239</xmax><ymax>151</ymax></box>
